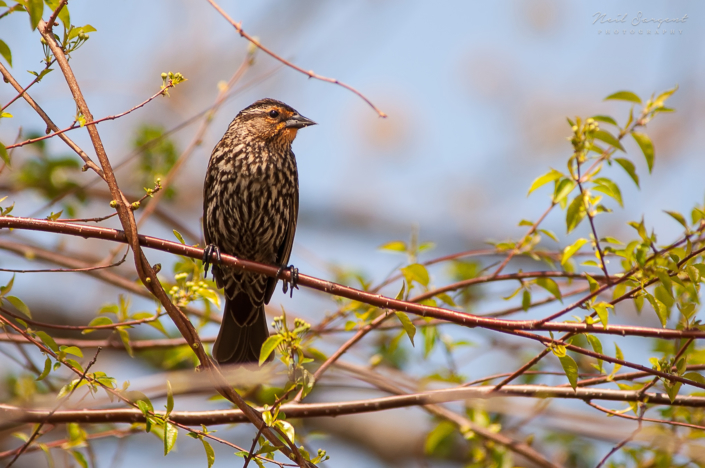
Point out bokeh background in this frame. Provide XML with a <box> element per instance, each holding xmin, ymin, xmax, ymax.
<box><xmin>1</xmin><ymin>0</ymin><xmax>704</xmax><ymax>466</ymax></box>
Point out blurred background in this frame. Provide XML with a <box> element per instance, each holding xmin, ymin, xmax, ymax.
<box><xmin>1</xmin><ymin>0</ymin><xmax>704</xmax><ymax>466</ymax></box>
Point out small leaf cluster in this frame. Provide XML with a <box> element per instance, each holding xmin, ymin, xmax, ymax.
<box><xmin>261</xmin><ymin>314</ymin><xmax>316</xmax><ymax>398</ymax></box>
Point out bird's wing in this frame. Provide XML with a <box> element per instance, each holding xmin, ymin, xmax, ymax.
<box><xmin>202</xmin><ymin>169</ymin><xmax>224</xmax><ymax>289</ymax></box>
<box><xmin>264</xmin><ymin>187</ymin><xmax>298</xmax><ymax>304</ymax></box>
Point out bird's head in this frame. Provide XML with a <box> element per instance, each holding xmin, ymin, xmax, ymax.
<box><xmin>234</xmin><ymin>98</ymin><xmax>316</xmax><ymax>144</ymax></box>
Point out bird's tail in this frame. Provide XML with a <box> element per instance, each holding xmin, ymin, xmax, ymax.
<box><xmin>213</xmin><ymin>293</ymin><xmax>270</xmax><ymax>365</ymax></box>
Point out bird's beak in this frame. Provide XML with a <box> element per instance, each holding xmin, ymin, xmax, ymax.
<box><xmin>285</xmin><ymin>114</ymin><xmax>317</xmax><ymax>129</ymax></box>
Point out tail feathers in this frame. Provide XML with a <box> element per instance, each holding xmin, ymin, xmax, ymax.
<box><xmin>213</xmin><ymin>296</ymin><xmax>270</xmax><ymax>365</ymax></box>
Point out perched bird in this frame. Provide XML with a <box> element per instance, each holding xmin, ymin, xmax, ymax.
<box><xmin>202</xmin><ymin>98</ymin><xmax>316</xmax><ymax>365</ymax></box>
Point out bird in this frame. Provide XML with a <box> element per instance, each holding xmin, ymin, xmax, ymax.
<box><xmin>202</xmin><ymin>98</ymin><xmax>316</xmax><ymax>365</ymax></box>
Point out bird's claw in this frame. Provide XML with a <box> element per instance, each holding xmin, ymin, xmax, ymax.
<box><xmin>276</xmin><ymin>264</ymin><xmax>299</xmax><ymax>298</ymax></box>
<box><xmin>203</xmin><ymin>244</ymin><xmax>222</xmax><ymax>279</ymax></box>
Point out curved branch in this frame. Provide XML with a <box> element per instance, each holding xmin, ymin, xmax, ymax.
<box><xmin>205</xmin><ymin>0</ymin><xmax>386</xmax><ymax>118</ymax></box>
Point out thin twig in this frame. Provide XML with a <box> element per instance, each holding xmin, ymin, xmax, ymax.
<box><xmin>205</xmin><ymin>0</ymin><xmax>386</xmax><ymax>117</ymax></box>
<box><xmin>5</xmin><ymin>82</ymin><xmax>177</xmax><ymax>151</ymax></box>
<box><xmin>5</xmin><ymin>347</ymin><xmax>102</xmax><ymax>467</ymax></box>
<box><xmin>594</xmin><ymin>403</ymin><xmax>645</xmax><ymax>468</ymax></box>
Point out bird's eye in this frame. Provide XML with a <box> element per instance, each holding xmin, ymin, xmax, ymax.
<box><xmin>268</xmin><ymin>109</ymin><xmax>280</xmax><ymax>118</ymax></box>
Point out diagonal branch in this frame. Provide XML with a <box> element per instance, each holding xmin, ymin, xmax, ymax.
<box><xmin>35</xmin><ymin>20</ymin><xmax>308</xmax><ymax>466</ymax></box>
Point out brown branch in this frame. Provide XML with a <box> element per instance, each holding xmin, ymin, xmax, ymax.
<box><xmin>0</xmin><ymin>427</ymin><xmax>140</xmax><ymax>460</ymax></box>
<box><xmin>205</xmin><ymin>0</ymin><xmax>386</xmax><ymax>117</ymax></box>
<box><xmin>576</xmin><ymin>162</ymin><xmax>611</xmax><ymax>282</ymax></box>
<box><xmin>2</xmin><ymin>216</ymin><xmax>705</xmax><ymax>342</ymax></box>
<box><xmin>410</xmin><ymin>270</ymin><xmax>609</xmax><ymax>303</ymax></box>
<box><xmin>0</xmin><ymin>306</ymin><xmax>163</xmax><ymax>331</ymax></box>
<box><xmin>295</xmin><ymin>310</ymin><xmax>392</xmax><ymax>402</ymax></box>
<box><xmin>1</xmin><ymin>60</ymin><xmax>55</xmax><ymax>112</ymax></box>
<box><xmin>594</xmin><ymin>403</ymin><xmax>644</xmax><ymax>468</ymax></box>
<box><xmin>0</xmin><ymin>332</ymin><xmax>216</xmax><ymax>349</ymax></box>
<box><xmin>36</xmin><ymin>20</ymin><xmax>306</xmax><ymax>465</ymax></box>
<box><xmin>6</xmin><ymin>384</ymin><xmax>705</xmax><ymax>427</ymax></box>
<box><xmin>0</xmin><ymin>62</ymin><xmax>104</xmax><ymax>177</ymax></box>
<box><xmin>333</xmin><ymin>360</ymin><xmax>560</xmax><ymax>468</ymax></box>
<box><xmin>490</xmin><ymin>203</ymin><xmax>555</xmax><ymax>278</ymax></box>
<box><xmin>5</xmin><ymin>82</ymin><xmax>177</xmax><ymax>151</ymax></box>
<box><xmin>587</xmin><ymin>400</ymin><xmax>705</xmax><ymax>432</ymax></box>
<box><xmin>5</xmin><ymin>347</ymin><xmax>101</xmax><ymax>467</ymax></box>
<box><xmin>45</xmin><ymin>0</ymin><xmax>68</xmax><ymax>31</ymax></box>
<box><xmin>135</xmin><ymin>51</ymin><xmax>253</xmax><ymax>231</ymax></box>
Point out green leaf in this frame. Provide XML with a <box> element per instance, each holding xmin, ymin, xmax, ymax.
<box><xmin>654</xmin><ymin>86</ymin><xmax>678</xmax><ymax>108</ymax></box>
<box><xmin>664</xmin><ymin>210</ymin><xmax>688</xmax><ymax>230</ymax></box>
<box><xmin>164</xmin><ymin>422</ymin><xmax>178</xmax><ymax>456</ymax></box>
<box><xmin>608</xmin><ymin>343</ymin><xmax>624</xmax><ymax>378</ymax></box>
<box><xmin>378</xmin><ymin>241</ymin><xmax>406</xmax><ymax>252</ymax></box>
<box><xmin>26</xmin><ymin>0</ymin><xmax>43</xmax><ymax>30</ymax></box>
<box><xmin>82</xmin><ymin>316</ymin><xmax>113</xmax><ymax>334</ymax></box>
<box><xmin>593</xmin><ymin>302</ymin><xmax>613</xmax><ymax>327</ymax></box>
<box><xmin>36</xmin><ymin>331</ymin><xmax>58</xmax><ymax>353</ymax></box>
<box><xmin>395</xmin><ymin>281</ymin><xmax>405</xmax><ymax>300</ymax></box>
<box><xmin>614</xmin><ymin>158</ymin><xmax>639</xmax><ymax>188</ymax></box>
<box><xmin>535</xmin><ymin>277</ymin><xmax>562</xmax><ymax>301</ymax></box>
<box><xmin>561</xmin><ymin>238</ymin><xmax>588</xmax><ymax>265</ymax></box>
<box><xmin>654</xmin><ymin>269</ymin><xmax>673</xmax><ymax>297</ymax></box>
<box><xmin>0</xmin><ymin>142</ymin><xmax>8</xmax><ymax>166</ymax></box>
<box><xmin>558</xmin><ymin>355</ymin><xmax>579</xmax><ymax>390</ymax></box>
<box><xmin>553</xmin><ymin>179</ymin><xmax>576</xmax><ymax>204</ymax></box>
<box><xmin>401</xmin><ymin>263</ymin><xmax>430</xmax><ymax>287</ymax></box>
<box><xmin>521</xmin><ymin>289</ymin><xmax>531</xmax><ymax>311</ymax></box>
<box><xmin>127</xmin><ymin>390</ymin><xmax>154</xmax><ymax>413</ymax></box>
<box><xmin>36</xmin><ymin>356</ymin><xmax>52</xmax><ymax>381</ymax></box>
<box><xmin>565</xmin><ymin>194</ymin><xmax>586</xmax><ymax>233</ymax></box>
<box><xmin>394</xmin><ymin>312</ymin><xmax>416</xmax><ymax>346</ymax></box>
<box><xmin>173</xmin><ymin>230</ymin><xmax>185</xmax><ymax>244</ymax></box>
<box><xmin>117</xmin><ymin>327</ymin><xmax>133</xmax><ymax>357</ymax></box>
<box><xmin>604</xmin><ymin>90</ymin><xmax>642</xmax><ymax>104</ymax></box>
<box><xmin>435</xmin><ymin>292</ymin><xmax>456</xmax><ymax>307</ymax></box>
<box><xmin>593</xmin><ymin>129</ymin><xmax>625</xmax><ymax>152</ymax></box>
<box><xmin>631</xmin><ymin>132</ymin><xmax>654</xmax><ymax>173</ymax></box>
<box><xmin>585</xmin><ymin>334</ymin><xmax>603</xmax><ymax>373</ymax></box>
<box><xmin>538</xmin><ymin>229</ymin><xmax>558</xmax><ymax>243</ymax></box>
<box><xmin>684</xmin><ymin>372</ymin><xmax>705</xmax><ymax>385</ymax></box>
<box><xmin>593</xmin><ymin>178</ymin><xmax>623</xmax><ymax>208</ymax></box>
<box><xmin>6</xmin><ymin>295</ymin><xmax>31</xmax><ymax>318</ymax></box>
<box><xmin>71</xmin><ymin>450</ymin><xmax>88</xmax><ymax>468</ymax></box>
<box><xmin>590</xmin><ymin>115</ymin><xmax>617</xmax><ymax>126</ymax></box>
<box><xmin>201</xmin><ymin>439</ymin><xmax>215</xmax><ymax>468</ymax></box>
<box><xmin>528</xmin><ymin>169</ymin><xmax>563</xmax><ymax>195</ymax></box>
<box><xmin>418</xmin><ymin>241</ymin><xmax>435</xmax><ymax>253</ymax></box>
<box><xmin>258</xmin><ymin>334</ymin><xmax>283</xmax><ymax>365</ymax></box>
<box><xmin>61</xmin><ymin>346</ymin><xmax>83</xmax><ymax>358</ymax></box>
<box><xmin>0</xmin><ymin>39</ymin><xmax>11</xmax><ymax>67</ymax></box>
<box><xmin>680</xmin><ymin>303</ymin><xmax>697</xmax><ymax>321</ymax></box>
<box><xmin>424</xmin><ymin>420</ymin><xmax>455</xmax><ymax>455</ymax></box>
<box><xmin>275</xmin><ymin>420</ymin><xmax>295</xmax><ymax>442</ymax></box>
<box><xmin>665</xmin><ymin>381</ymin><xmax>682</xmax><ymax>404</ymax></box>
<box><xmin>645</xmin><ymin>293</ymin><xmax>668</xmax><ymax>327</ymax></box>
<box><xmin>165</xmin><ymin>380</ymin><xmax>174</xmax><ymax>416</ymax></box>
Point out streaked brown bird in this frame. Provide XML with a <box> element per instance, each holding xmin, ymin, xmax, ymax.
<box><xmin>202</xmin><ymin>98</ymin><xmax>315</xmax><ymax>364</ymax></box>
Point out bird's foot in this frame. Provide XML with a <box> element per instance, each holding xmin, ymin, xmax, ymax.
<box><xmin>202</xmin><ymin>244</ymin><xmax>222</xmax><ymax>279</ymax></box>
<box><xmin>276</xmin><ymin>264</ymin><xmax>299</xmax><ymax>298</ymax></box>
